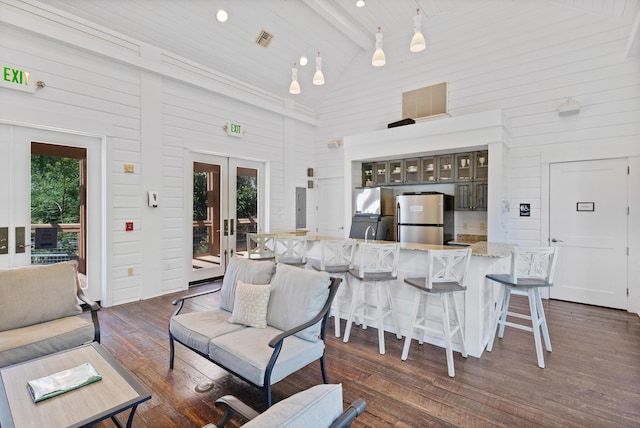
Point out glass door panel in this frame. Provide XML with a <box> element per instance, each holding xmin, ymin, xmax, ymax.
<box><xmin>189</xmin><ymin>155</ymin><xmax>265</xmax><ymax>284</ymax></box>
<box><xmin>192</xmin><ymin>161</ymin><xmax>223</xmax><ymax>281</ymax></box>
<box><xmin>234</xmin><ymin>165</ymin><xmax>258</xmax><ymax>257</ymax></box>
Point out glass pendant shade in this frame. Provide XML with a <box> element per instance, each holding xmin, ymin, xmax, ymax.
<box><xmin>313</xmin><ymin>52</ymin><xmax>325</xmax><ymax>85</ymax></box>
<box><xmin>410</xmin><ymin>10</ymin><xmax>426</xmax><ymax>52</ymax></box>
<box><xmin>372</xmin><ymin>28</ymin><xmax>385</xmax><ymax>67</ymax></box>
<box><xmin>289</xmin><ymin>63</ymin><xmax>301</xmax><ymax>94</ymax></box>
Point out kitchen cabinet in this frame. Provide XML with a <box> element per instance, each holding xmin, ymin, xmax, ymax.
<box><xmin>455</xmin><ymin>181</ymin><xmax>487</xmax><ymax>211</ymax></box>
<box><xmin>360</xmin><ymin>150</ymin><xmax>488</xmax><ymax>187</ymax></box>
<box><xmin>362</xmin><ymin>161</ymin><xmax>388</xmax><ymax>186</ymax></box>
<box><xmin>362</xmin><ymin>162</ymin><xmax>374</xmax><ymax>186</ymax></box>
<box><xmin>437</xmin><ymin>154</ymin><xmax>455</xmax><ymax>183</ymax></box>
<box><xmin>421</xmin><ymin>156</ymin><xmax>437</xmax><ymax>183</ymax></box>
<box><xmin>403</xmin><ymin>157</ymin><xmax>421</xmax><ymax>184</ymax></box>
<box><xmin>388</xmin><ymin>160</ymin><xmax>403</xmax><ymax>184</ymax></box>
<box><xmin>455</xmin><ymin>151</ymin><xmax>488</xmax><ymax>182</ymax></box>
<box><xmin>474</xmin><ymin>150</ymin><xmax>488</xmax><ymax>181</ymax></box>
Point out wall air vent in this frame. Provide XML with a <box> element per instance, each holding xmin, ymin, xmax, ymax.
<box><xmin>255</xmin><ymin>29</ymin><xmax>274</xmax><ymax>48</ymax></box>
<box><xmin>402</xmin><ymin>82</ymin><xmax>449</xmax><ymax>121</ymax></box>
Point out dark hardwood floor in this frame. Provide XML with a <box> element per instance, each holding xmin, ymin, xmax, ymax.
<box><xmin>90</xmin><ymin>281</ymin><xmax>640</xmax><ymax>427</ymax></box>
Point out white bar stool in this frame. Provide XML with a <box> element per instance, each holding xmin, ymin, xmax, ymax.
<box><xmin>311</xmin><ymin>239</ymin><xmax>357</xmax><ymax>337</ymax></box>
<box><xmin>486</xmin><ymin>246</ymin><xmax>559</xmax><ymax>368</ymax></box>
<box><xmin>343</xmin><ymin>242</ymin><xmax>402</xmax><ymax>355</ymax></box>
<box><xmin>246</xmin><ymin>233</ymin><xmax>275</xmax><ymax>260</ymax></box>
<box><xmin>274</xmin><ymin>234</ymin><xmax>307</xmax><ymax>267</ymax></box>
<box><xmin>401</xmin><ymin>248</ymin><xmax>471</xmax><ymax>377</ymax></box>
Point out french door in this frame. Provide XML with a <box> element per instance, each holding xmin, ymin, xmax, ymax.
<box><xmin>188</xmin><ymin>152</ymin><xmax>265</xmax><ymax>283</ymax></box>
<box><xmin>0</xmin><ymin>124</ymin><xmax>103</xmax><ymax>301</ymax></box>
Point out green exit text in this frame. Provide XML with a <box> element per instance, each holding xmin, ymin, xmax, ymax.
<box><xmin>3</xmin><ymin>67</ymin><xmax>29</xmax><ymax>86</ymax></box>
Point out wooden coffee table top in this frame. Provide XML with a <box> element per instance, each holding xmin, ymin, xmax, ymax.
<box><xmin>0</xmin><ymin>342</ymin><xmax>151</xmax><ymax>428</ymax></box>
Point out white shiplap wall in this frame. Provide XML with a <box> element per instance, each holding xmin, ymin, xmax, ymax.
<box><xmin>0</xmin><ymin>9</ymin><xmax>316</xmax><ymax>305</ymax></box>
<box><xmin>313</xmin><ymin>0</ymin><xmax>639</xmax><ymax>235</ymax></box>
<box><xmin>311</xmin><ymin>1</ymin><xmax>640</xmax><ymax>311</ymax></box>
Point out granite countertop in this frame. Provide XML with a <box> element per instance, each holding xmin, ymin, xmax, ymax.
<box><xmin>306</xmin><ymin>235</ymin><xmax>515</xmax><ymax>258</ymax></box>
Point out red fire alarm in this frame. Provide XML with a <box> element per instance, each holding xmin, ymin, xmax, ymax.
<box><xmin>126</xmin><ymin>222</ymin><xmax>134</xmax><ymax>231</ymax></box>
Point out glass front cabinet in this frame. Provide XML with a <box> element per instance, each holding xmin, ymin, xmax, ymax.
<box><xmin>388</xmin><ymin>160</ymin><xmax>403</xmax><ymax>184</ymax></box>
<box><xmin>474</xmin><ymin>151</ymin><xmax>488</xmax><ymax>181</ymax></box>
<box><xmin>421</xmin><ymin>156</ymin><xmax>437</xmax><ymax>183</ymax></box>
<box><xmin>360</xmin><ymin>151</ymin><xmax>489</xmax><ymax>200</ymax></box>
<box><xmin>404</xmin><ymin>158</ymin><xmax>421</xmax><ymax>184</ymax></box>
<box><xmin>437</xmin><ymin>154</ymin><xmax>454</xmax><ymax>183</ymax></box>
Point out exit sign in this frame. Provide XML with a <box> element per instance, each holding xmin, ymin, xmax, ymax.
<box><xmin>225</xmin><ymin>122</ymin><xmax>243</xmax><ymax>138</ymax></box>
<box><xmin>1</xmin><ymin>64</ymin><xmax>36</xmax><ymax>93</ymax></box>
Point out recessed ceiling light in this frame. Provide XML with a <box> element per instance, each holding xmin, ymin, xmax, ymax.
<box><xmin>216</xmin><ymin>9</ymin><xmax>228</xmax><ymax>22</ymax></box>
<box><xmin>299</xmin><ymin>56</ymin><xmax>308</xmax><ymax>66</ymax></box>
<box><xmin>356</xmin><ymin>0</ymin><xmax>365</xmax><ymax>7</ymax></box>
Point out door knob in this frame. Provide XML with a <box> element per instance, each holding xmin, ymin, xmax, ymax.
<box><xmin>551</xmin><ymin>238</ymin><xmax>563</xmax><ymax>243</ymax></box>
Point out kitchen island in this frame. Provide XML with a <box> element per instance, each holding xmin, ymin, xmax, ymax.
<box><xmin>305</xmin><ymin>237</ymin><xmax>514</xmax><ymax>358</ymax></box>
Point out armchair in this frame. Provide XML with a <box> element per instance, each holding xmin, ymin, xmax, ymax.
<box><xmin>204</xmin><ymin>384</ymin><xmax>366</xmax><ymax>428</ymax></box>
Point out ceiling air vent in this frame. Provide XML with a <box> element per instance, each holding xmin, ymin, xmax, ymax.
<box><xmin>255</xmin><ymin>29</ymin><xmax>274</xmax><ymax>48</ymax></box>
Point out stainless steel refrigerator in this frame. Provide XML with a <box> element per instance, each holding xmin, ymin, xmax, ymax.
<box><xmin>396</xmin><ymin>192</ymin><xmax>454</xmax><ymax>245</ymax></box>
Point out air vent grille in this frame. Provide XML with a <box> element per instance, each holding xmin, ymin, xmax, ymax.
<box><xmin>402</xmin><ymin>82</ymin><xmax>448</xmax><ymax>120</ymax></box>
<box><xmin>255</xmin><ymin>29</ymin><xmax>274</xmax><ymax>48</ymax></box>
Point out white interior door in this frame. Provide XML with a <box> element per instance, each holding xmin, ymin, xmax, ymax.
<box><xmin>188</xmin><ymin>153</ymin><xmax>265</xmax><ymax>283</ymax></box>
<box><xmin>549</xmin><ymin>158</ymin><xmax>628</xmax><ymax>309</ymax></box>
<box><xmin>316</xmin><ymin>178</ymin><xmax>346</xmax><ymax>238</ymax></box>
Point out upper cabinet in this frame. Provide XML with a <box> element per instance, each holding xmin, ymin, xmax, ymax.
<box><xmin>360</xmin><ymin>150</ymin><xmax>488</xmax><ymax>189</ymax></box>
<box><xmin>421</xmin><ymin>156</ymin><xmax>437</xmax><ymax>183</ymax></box>
<box><xmin>455</xmin><ymin>151</ymin><xmax>488</xmax><ymax>182</ymax></box>
<box><xmin>437</xmin><ymin>154</ymin><xmax>455</xmax><ymax>183</ymax></box>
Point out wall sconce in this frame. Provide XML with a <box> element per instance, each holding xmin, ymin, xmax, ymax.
<box><xmin>558</xmin><ymin>97</ymin><xmax>580</xmax><ymax>116</ymax></box>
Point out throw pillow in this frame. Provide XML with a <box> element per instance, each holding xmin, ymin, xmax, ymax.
<box><xmin>228</xmin><ymin>280</ymin><xmax>271</xmax><ymax>328</ymax></box>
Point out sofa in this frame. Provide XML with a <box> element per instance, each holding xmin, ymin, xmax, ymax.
<box><xmin>0</xmin><ymin>260</ymin><xmax>100</xmax><ymax>367</ymax></box>
<box><xmin>206</xmin><ymin>384</ymin><xmax>366</xmax><ymax>428</ymax></box>
<box><xmin>169</xmin><ymin>256</ymin><xmax>341</xmax><ymax>407</ymax></box>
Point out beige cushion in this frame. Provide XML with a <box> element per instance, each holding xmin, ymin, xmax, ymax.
<box><xmin>267</xmin><ymin>263</ymin><xmax>330</xmax><ymax>342</ymax></box>
<box><xmin>0</xmin><ymin>316</ymin><xmax>95</xmax><ymax>367</ymax></box>
<box><xmin>0</xmin><ymin>261</ymin><xmax>82</xmax><ymax>332</ymax></box>
<box><xmin>219</xmin><ymin>257</ymin><xmax>276</xmax><ymax>312</ymax></box>
<box><xmin>243</xmin><ymin>384</ymin><xmax>343</xmax><ymax>428</ymax></box>
<box><xmin>170</xmin><ymin>308</ymin><xmax>244</xmax><ymax>355</ymax></box>
<box><xmin>228</xmin><ymin>281</ymin><xmax>271</xmax><ymax>328</ymax></box>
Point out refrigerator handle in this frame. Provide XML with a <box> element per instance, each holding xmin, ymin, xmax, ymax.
<box><xmin>396</xmin><ymin>202</ymin><xmax>401</xmax><ymax>242</ymax></box>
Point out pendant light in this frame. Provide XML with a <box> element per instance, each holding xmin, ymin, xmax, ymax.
<box><xmin>313</xmin><ymin>52</ymin><xmax>325</xmax><ymax>85</ymax></box>
<box><xmin>409</xmin><ymin>9</ymin><xmax>426</xmax><ymax>52</ymax></box>
<box><xmin>289</xmin><ymin>63</ymin><xmax>301</xmax><ymax>94</ymax></box>
<box><xmin>372</xmin><ymin>27</ymin><xmax>386</xmax><ymax>67</ymax></box>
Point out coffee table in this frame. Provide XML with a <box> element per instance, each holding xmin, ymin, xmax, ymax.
<box><xmin>0</xmin><ymin>342</ymin><xmax>151</xmax><ymax>428</ymax></box>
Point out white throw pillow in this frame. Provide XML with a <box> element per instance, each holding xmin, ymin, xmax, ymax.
<box><xmin>228</xmin><ymin>280</ymin><xmax>271</xmax><ymax>328</ymax></box>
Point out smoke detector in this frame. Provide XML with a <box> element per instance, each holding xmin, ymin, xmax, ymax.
<box><xmin>255</xmin><ymin>29</ymin><xmax>274</xmax><ymax>48</ymax></box>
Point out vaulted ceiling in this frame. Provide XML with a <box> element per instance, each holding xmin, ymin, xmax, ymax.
<box><xmin>43</xmin><ymin>0</ymin><xmax>640</xmax><ymax>110</ymax></box>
